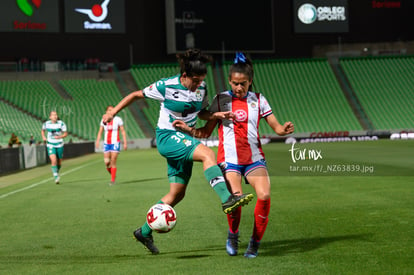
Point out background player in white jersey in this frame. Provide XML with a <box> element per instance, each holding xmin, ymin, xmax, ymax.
<box><xmin>102</xmin><ymin>49</ymin><xmax>253</xmax><ymax>254</ymax></box>
<box><xmin>41</xmin><ymin>111</ymin><xmax>68</xmax><ymax>184</ymax></box>
<box><xmin>173</xmin><ymin>52</ymin><xmax>294</xmax><ymax>258</ymax></box>
<box><xmin>96</xmin><ymin>106</ymin><xmax>127</xmax><ymax>185</ymax></box>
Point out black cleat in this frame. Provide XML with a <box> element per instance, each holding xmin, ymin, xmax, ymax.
<box><xmin>226</xmin><ymin>231</ymin><xmax>239</xmax><ymax>256</ymax></box>
<box><xmin>244</xmin><ymin>238</ymin><xmax>260</xmax><ymax>258</ymax></box>
<box><xmin>133</xmin><ymin>228</ymin><xmax>159</xmax><ymax>255</ymax></box>
<box><xmin>222</xmin><ymin>192</ymin><xmax>254</xmax><ymax>214</ymax></box>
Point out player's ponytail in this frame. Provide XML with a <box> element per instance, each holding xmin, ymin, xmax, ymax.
<box><xmin>230</xmin><ymin>52</ymin><xmax>254</xmax><ymax>90</ymax></box>
<box><xmin>177</xmin><ymin>48</ymin><xmax>212</xmax><ymax>77</ymax></box>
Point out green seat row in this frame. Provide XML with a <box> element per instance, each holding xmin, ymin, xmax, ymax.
<box><xmin>340</xmin><ymin>56</ymin><xmax>414</xmax><ymax>131</ymax></box>
<box><xmin>222</xmin><ymin>59</ymin><xmax>363</xmax><ymax>135</ymax></box>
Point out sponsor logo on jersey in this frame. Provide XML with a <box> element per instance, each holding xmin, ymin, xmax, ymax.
<box><xmin>234</xmin><ymin>109</ymin><xmax>248</xmax><ymax>122</ymax></box>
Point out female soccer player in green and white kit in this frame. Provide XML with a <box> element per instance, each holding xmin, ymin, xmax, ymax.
<box><xmin>102</xmin><ymin>49</ymin><xmax>254</xmax><ymax>254</ymax></box>
<box><xmin>41</xmin><ymin>111</ymin><xmax>68</xmax><ymax>184</ymax></box>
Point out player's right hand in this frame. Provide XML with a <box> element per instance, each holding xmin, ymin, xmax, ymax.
<box><xmin>172</xmin><ymin>120</ymin><xmax>191</xmax><ymax>132</ymax></box>
<box><xmin>102</xmin><ymin>113</ymin><xmax>113</xmax><ymax>124</ymax></box>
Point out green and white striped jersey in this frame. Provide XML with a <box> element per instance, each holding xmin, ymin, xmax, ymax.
<box><xmin>142</xmin><ymin>74</ymin><xmax>209</xmax><ymax>130</ymax></box>
<box><xmin>42</xmin><ymin>120</ymin><xmax>67</xmax><ymax>148</ymax></box>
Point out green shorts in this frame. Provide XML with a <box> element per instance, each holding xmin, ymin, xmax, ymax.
<box><xmin>156</xmin><ymin>128</ymin><xmax>201</xmax><ymax>185</ymax></box>
<box><xmin>47</xmin><ymin>145</ymin><xmax>64</xmax><ymax>159</ymax></box>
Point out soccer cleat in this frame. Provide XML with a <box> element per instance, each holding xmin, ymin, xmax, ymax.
<box><xmin>226</xmin><ymin>231</ymin><xmax>239</xmax><ymax>256</ymax></box>
<box><xmin>133</xmin><ymin>227</ymin><xmax>159</xmax><ymax>255</ymax></box>
<box><xmin>55</xmin><ymin>176</ymin><xmax>60</xmax><ymax>184</ymax></box>
<box><xmin>109</xmin><ymin>181</ymin><xmax>116</xmax><ymax>186</ymax></box>
<box><xmin>222</xmin><ymin>192</ymin><xmax>254</xmax><ymax>214</ymax></box>
<box><xmin>244</xmin><ymin>238</ymin><xmax>260</xmax><ymax>258</ymax></box>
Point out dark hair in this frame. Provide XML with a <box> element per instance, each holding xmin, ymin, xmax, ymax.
<box><xmin>229</xmin><ymin>52</ymin><xmax>254</xmax><ymax>90</ymax></box>
<box><xmin>229</xmin><ymin>52</ymin><xmax>254</xmax><ymax>81</ymax></box>
<box><xmin>176</xmin><ymin>48</ymin><xmax>211</xmax><ymax>77</ymax></box>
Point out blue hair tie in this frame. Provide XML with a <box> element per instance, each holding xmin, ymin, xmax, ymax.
<box><xmin>234</xmin><ymin>52</ymin><xmax>246</xmax><ymax>64</ymax></box>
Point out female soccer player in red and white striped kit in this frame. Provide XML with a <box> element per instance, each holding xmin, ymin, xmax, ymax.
<box><xmin>173</xmin><ymin>52</ymin><xmax>294</xmax><ymax>258</ymax></box>
<box><xmin>96</xmin><ymin>106</ymin><xmax>127</xmax><ymax>185</ymax></box>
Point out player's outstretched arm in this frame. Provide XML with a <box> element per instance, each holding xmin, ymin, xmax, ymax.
<box><xmin>265</xmin><ymin>114</ymin><xmax>294</xmax><ymax>136</ymax></box>
<box><xmin>95</xmin><ymin>126</ymin><xmax>104</xmax><ymax>149</ymax></box>
<box><xmin>103</xmin><ymin>90</ymin><xmax>144</xmax><ymax>122</ymax></box>
<box><xmin>120</xmin><ymin>125</ymin><xmax>127</xmax><ymax>150</ymax></box>
<box><xmin>198</xmin><ymin>110</ymin><xmax>235</xmax><ymax>121</ymax></box>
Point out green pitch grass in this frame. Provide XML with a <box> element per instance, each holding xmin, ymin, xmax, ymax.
<box><xmin>0</xmin><ymin>140</ymin><xmax>413</xmax><ymax>274</ymax></box>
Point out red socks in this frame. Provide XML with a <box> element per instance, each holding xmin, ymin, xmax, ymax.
<box><xmin>227</xmin><ymin>206</ymin><xmax>241</xmax><ymax>234</ymax></box>
<box><xmin>106</xmin><ymin>167</ymin><xmax>111</xmax><ymax>174</ymax></box>
<box><xmin>111</xmin><ymin>167</ymin><xmax>117</xmax><ymax>182</ymax></box>
<box><xmin>227</xmin><ymin>198</ymin><xmax>271</xmax><ymax>241</ymax></box>
<box><xmin>252</xmin><ymin>198</ymin><xmax>271</xmax><ymax>242</ymax></box>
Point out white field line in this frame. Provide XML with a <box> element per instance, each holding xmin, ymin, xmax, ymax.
<box><xmin>0</xmin><ymin>160</ymin><xmax>100</xmax><ymax>199</ymax></box>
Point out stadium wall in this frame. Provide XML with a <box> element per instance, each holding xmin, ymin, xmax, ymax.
<box><xmin>1</xmin><ymin>1</ymin><xmax>414</xmax><ymax>69</ymax></box>
<box><xmin>0</xmin><ymin>147</ymin><xmax>20</xmax><ymax>175</ymax></box>
<box><xmin>0</xmin><ymin>142</ymin><xmax>94</xmax><ymax>175</ymax></box>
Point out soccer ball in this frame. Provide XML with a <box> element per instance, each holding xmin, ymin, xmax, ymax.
<box><xmin>146</xmin><ymin>203</ymin><xmax>177</xmax><ymax>233</ymax></box>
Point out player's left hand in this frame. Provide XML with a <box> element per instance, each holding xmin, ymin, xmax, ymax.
<box><xmin>102</xmin><ymin>113</ymin><xmax>113</xmax><ymax>124</ymax></box>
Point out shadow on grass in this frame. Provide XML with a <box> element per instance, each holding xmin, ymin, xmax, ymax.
<box><xmin>0</xmin><ymin>254</ymin><xmax>139</xmax><ymax>265</ymax></box>
<box><xmin>260</xmin><ymin>233</ymin><xmax>373</xmax><ymax>256</ymax></box>
<box><xmin>117</xmin><ymin>178</ymin><xmax>164</xmax><ymax>185</ymax></box>
<box><xmin>132</xmin><ymin>234</ymin><xmax>374</xmax><ymax>259</ymax></box>
<box><xmin>55</xmin><ymin>178</ymin><xmax>101</xmax><ymax>184</ymax></box>
<box><xmin>0</xmin><ymin>234</ymin><xmax>373</xmax><ymax>264</ymax></box>
<box><xmin>60</xmin><ymin>177</ymin><xmax>164</xmax><ymax>185</ymax></box>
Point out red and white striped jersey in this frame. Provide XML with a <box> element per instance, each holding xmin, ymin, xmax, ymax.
<box><xmin>100</xmin><ymin>116</ymin><xmax>123</xmax><ymax>144</ymax></box>
<box><xmin>209</xmin><ymin>91</ymin><xmax>273</xmax><ymax>165</ymax></box>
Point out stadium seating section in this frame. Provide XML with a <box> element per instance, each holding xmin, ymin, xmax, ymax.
<box><xmin>0</xmin><ymin>79</ymin><xmax>146</xmax><ymax>145</ymax></box>
<box><xmin>0</xmin><ymin>56</ymin><xmax>412</xmax><ymax>146</ymax></box>
<box><xmin>59</xmin><ymin>79</ymin><xmax>146</xmax><ymax>140</ymax></box>
<box><xmin>340</xmin><ymin>56</ymin><xmax>414</xmax><ymax>130</ymax></box>
<box><xmin>223</xmin><ymin>59</ymin><xmax>363</xmax><ymax>134</ymax></box>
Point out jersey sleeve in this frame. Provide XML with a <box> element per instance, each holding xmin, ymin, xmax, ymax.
<box><xmin>259</xmin><ymin>94</ymin><xmax>273</xmax><ymax>118</ymax></box>
<box><xmin>100</xmin><ymin>119</ymin><xmax>105</xmax><ymax>127</ymax></box>
<box><xmin>201</xmin><ymin>84</ymin><xmax>209</xmax><ymax>110</ymax></box>
<box><xmin>116</xmin><ymin>117</ymin><xmax>124</xmax><ymax>126</ymax></box>
<box><xmin>60</xmin><ymin>121</ymin><xmax>67</xmax><ymax>132</ymax></box>
<box><xmin>142</xmin><ymin>80</ymin><xmax>166</xmax><ymax>101</ymax></box>
<box><xmin>208</xmin><ymin>95</ymin><xmax>219</xmax><ymax>113</ymax></box>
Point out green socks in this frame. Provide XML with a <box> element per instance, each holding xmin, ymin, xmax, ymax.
<box><xmin>141</xmin><ymin>222</ymin><xmax>152</xmax><ymax>237</ymax></box>
<box><xmin>204</xmin><ymin>165</ymin><xmax>231</xmax><ymax>203</ymax></box>
<box><xmin>51</xmin><ymin>165</ymin><xmax>58</xmax><ymax>179</ymax></box>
